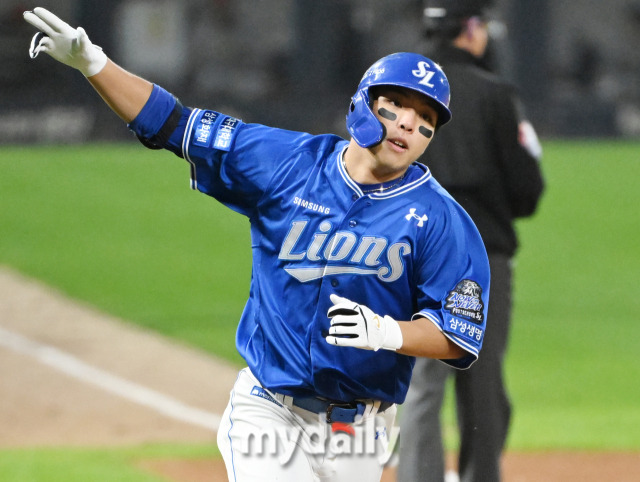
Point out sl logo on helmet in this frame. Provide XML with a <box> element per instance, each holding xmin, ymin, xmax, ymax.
<box><xmin>412</xmin><ymin>61</ymin><xmax>436</xmax><ymax>88</ymax></box>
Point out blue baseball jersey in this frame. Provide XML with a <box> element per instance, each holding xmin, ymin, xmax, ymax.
<box><xmin>132</xmin><ymin>88</ymin><xmax>490</xmax><ymax>405</ymax></box>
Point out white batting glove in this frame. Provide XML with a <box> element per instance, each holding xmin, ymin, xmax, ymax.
<box><xmin>23</xmin><ymin>7</ymin><xmax>107</xmax><ymax>77</ymax></box>
<box><xmin>326</xmin><ymin>294</ymin><xmax>403</xmax><ymax>352</ymax></box>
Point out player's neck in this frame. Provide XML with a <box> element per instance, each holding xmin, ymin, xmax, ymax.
<box><xmin>343</xmin><ymin>141</ymin><xmax>407</xmax><ymax>184</ymax></box>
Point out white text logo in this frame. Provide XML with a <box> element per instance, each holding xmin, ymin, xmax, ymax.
<box><xmin>279</xmin><ymin>220</ymin><xmax>411</xmax><ymax>282</ymax></box>
<box><xmin>239</xmin><ymin>417</ymin><xmax>399</xmax><ymax>466</ymax></box>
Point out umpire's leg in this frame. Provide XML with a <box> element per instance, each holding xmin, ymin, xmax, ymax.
<box><xmin>397</xmin><ymin>356</ymin><xmax>452</xmax><ymax>482</ymax></box>
<box><xmin>455</xmin><ymin>253</ymin><xmax>513</xmax><ymax>482</ymax></box>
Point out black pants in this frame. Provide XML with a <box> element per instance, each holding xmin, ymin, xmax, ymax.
<box><xmin>398</xmin><ymin>253</ymin><xmax>513</xmax><ymax>482</ymax></box>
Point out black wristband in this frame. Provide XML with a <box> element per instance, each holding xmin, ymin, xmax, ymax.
<box><xmin>136</xmin><ymin>99</ymin><xmax>184</xmax><ymax>150</ymax></box>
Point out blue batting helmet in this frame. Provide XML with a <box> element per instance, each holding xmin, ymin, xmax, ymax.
<box><xmin>346</xmin><ymin>52</ymin><xmax>452</xmax><ymax>148</ymax></box>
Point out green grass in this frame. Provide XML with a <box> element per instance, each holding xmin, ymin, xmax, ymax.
<box><xmin>503</xmin><ymin>140</ymin><xmax>640</xmax><ymax>450</ymax></box>
<box><xmin>0</xmin><ymin>444</ymin><xmax>218</xmax><ymax>482</ymax></box>
<box><xmin>0</xmin><ymin>143</ymin><xmax>249</xmax><ymax>364</ymax></box>
<box><xmin>1</xmin><ymin>140</ymin><xmax>639</xmax><ymax>472</ymax></box>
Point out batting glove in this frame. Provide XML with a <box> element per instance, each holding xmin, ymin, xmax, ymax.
<box><xmin>326</xmin><ymin>294</ymin><xmax>403</xmax><ymax>352</ymax></box>
<box><xmin>23</xmin><ymin>7</ymin><xmax>107</xmax><ymax>77</ymax></box>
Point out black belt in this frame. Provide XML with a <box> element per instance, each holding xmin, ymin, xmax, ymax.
<box><xmin>289</xmin><ymin>396</ymin><xmax>393</xmax><ymax>424</ymax></box>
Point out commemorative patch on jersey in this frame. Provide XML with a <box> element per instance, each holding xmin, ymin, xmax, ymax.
<box><xmin>193</xmin><ymin>110</ymin><xmax>220</xmax><ymax>147</ymax></box>
<box><xmin>444</xmin><ymin>279</ymin><xmax>485</xmax><ymax>324</ymax></box>
<box><xmin>213</xmin><ymin>116</ymin><xmax>240</xmax><ymax>151</ymax></box>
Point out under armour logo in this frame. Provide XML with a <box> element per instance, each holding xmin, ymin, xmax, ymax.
<box><xmin>405</xmin><ymin>208</ymin><xmax>428</xmax><ymax>227</ymax></box>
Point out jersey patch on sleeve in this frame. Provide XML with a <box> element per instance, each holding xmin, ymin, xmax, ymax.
<box><xmin>213</xmin><ymin>116</ymin><xmax>241</xmax><ymax>151</ymax></box>
<box><xmin>444</xmin><ymin>279</ymin><xmax>485</xmax><ymax>324</ymax></box>
<box><xmin>445</xmin><ymin>317</ymin><xmax>484</xmax><ymax>345</ymax></box>
<box><xmin>193</xmin><ymin>110</ymin><xmax>220</xmax><ymax>147</ymax></box>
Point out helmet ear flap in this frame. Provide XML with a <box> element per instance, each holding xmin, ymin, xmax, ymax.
<box><xmin>346</xmin><ymin>89</ymin><xmax>385</xmax><ymax>148</ymax></box>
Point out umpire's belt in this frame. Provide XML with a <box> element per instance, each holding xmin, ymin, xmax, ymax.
<box><xmin>273</xmin><ymin>392</ymin><xmax>393</xmax><ymax>424</ymax></box>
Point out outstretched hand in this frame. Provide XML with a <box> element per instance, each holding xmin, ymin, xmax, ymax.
<box><xmin>24</xmin><ymin>7</ymin><xmax>107</xmax><ymax>77</ymax></box>
<box><xmin>325</xmin><ymin>294</ymin><xmax>403</xmax><ymax>352</ymax></box>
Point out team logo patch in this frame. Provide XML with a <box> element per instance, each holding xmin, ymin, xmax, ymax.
<box><xmin>445</xmin><ymin>279</ymin><xmax>484</xmax><ymax>324</ymax></box>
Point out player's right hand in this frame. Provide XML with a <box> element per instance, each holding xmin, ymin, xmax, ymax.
<box><xmin>23</xmin><ymin>7</ymin><xmax>107</xmax><ymax>77</ymax></box>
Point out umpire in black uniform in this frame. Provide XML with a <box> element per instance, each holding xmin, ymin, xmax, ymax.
<box><xmin>398</xmin><ymin>1</ymin><xmax>544</xmax><ymax>481</ymax></box>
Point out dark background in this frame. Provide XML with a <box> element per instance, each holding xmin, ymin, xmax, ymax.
<box><xmin>2</xmin><ymin>0</ymin><xmax>640</xmax><ymax>143</ymax></box>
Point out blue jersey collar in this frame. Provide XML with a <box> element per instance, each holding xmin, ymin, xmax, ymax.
<box><xmin>336</xmin><ymin>148</ymin><xmax>432</xmax><ymax>199</ymax></box>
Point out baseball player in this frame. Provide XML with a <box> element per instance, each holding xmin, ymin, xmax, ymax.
<box><xmin>24</xmin><ymin>7</ymin><xmax>490</xmax><ymax>482</ymax></box>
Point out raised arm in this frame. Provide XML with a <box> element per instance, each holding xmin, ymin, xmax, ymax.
<box><xmin>87</xmin><ymin>60</ymin><xmax>153</xmax><ymax>123</ymax></box>
<box><xmin>24</xmin><ymin>7</ymin><xmax>153</xmax><ymax>123</ymax></box>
